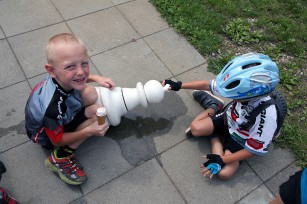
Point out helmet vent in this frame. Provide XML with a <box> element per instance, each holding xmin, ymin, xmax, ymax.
<box><xmin>242</xmin><ymin>63</ymin><xmax>261</xmax><ymax>69</ymax></box>
<box><xmin>222</xmin><ymin>62</ymin><xmax>233</xmax><ymax>74</ymax></box>
<box><xmin>225</xmin><ymin>80</ymin><xmax>240</xmax><ymax>89</ymax></box>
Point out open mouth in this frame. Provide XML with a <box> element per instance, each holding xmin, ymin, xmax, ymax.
<box><xmin>73</xmin><ymin>77</ymin><xmax>85</xmax><ymax>83</ymax></box>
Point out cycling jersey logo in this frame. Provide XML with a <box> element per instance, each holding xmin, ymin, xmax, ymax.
<box><xmin>257</xmin><ymin>109</ymin><xmax>266</xmax><ymax>137</ymax></box>
<box><xmin>57</xmin><ymin>96</ymin><xmax>64</xmax><ymax>120</ymax></box>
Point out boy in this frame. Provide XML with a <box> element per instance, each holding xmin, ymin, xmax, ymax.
<box><xmin>25</xmin><ymin>33</ymin><xmax>115</xmax><ymax>185</ymax></box>
<box><xmin>163</xmin><ymin>52</ymin><xmax>280</xmax><ymax>180</ymax></box>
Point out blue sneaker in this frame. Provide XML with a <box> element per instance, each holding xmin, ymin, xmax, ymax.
<box><xmin>193</xmin><ymin>90</ymin><xmax>224</xmax><ymax>113</ymax></box>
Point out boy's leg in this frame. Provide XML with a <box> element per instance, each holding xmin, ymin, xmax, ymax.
<box><xmin>81</xmin><ymin>85</ymin><xmax>98</xmax><ymax>107</ymax></box>
<box><xmin>190</xmin><ymin>110</ymin><xmax>215</xmax><ymax>136</ymax></box>
<box><xmin>189</xmin><ymin>91</ymin><xmax>224</xmax><ymax>136</ymax></box>
<box><xmin>211</xmin><ymin>137</ymin><xmax>224</xmax><ymax>155</ymax></box>
<box><xmin>217</xmin><ymin>150</ymin><xmax>240</xmax><ymax>180</ymax></box>
<box><xmin>45</xmin><ymin>105</ymin><xmax>98</xmax><ymax>185</ymax></box>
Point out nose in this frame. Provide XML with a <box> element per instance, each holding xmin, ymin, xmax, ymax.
<box><xmin>76</xmin><ymin>64</ymin><xmax>86</xmax><ymax>75</ymax></box>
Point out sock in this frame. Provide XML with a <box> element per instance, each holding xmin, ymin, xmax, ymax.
<box><xmin>55</xmin><ymin>146</ymin><xmax>75</xmax><ymax>158</ymax></box>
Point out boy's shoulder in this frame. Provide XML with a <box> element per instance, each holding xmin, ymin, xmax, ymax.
<box><xmin>233</xmin><ymin>90</ymin><xmax>288</xmax><ymax>137</ymax></box>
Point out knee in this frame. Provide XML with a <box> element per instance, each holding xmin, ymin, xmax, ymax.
<box><xmin>190</xmin><ymin>124</ymin><xmax>201</xmax><ymax>137</ymax></box>
<box><xmin>217</xmin><ymin>171</ymin><xmax>233</xmax><ymax>180</ymax></box>
<box><xmin>81</xmin><ymin>86</ymin><xmax>98</xmax><ymax>106</ymax></box>
<box><xmin>190</xmin><ymin>122</ymin><xmax>211</xmax><ymax>137</ymax></box>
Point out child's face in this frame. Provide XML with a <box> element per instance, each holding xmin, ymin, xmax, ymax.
<box><xmin>46</xmin><ymin>42</ymin><xmax>89</xmax><ymax>92</ymax></box>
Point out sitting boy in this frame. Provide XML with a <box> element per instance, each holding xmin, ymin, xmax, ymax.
<box><xmin>163</xmin><ymin>52</ymin><xmax>280</xmax><ymax>180</ymax></box>
<box><xmin>25</xmin><ymin>33</ymin><xmax>114</xmax><ymax>185</ymax></box>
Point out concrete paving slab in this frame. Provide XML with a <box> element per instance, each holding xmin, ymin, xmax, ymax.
<box><xmin>0</xmin><ymin>40</ymin><xmax>25</xmax><ymax>88</ymax></box>
<box><xmin>52</xmin><ymin>0</ymin><xmax>114</xmax><ymax>20</ymax></box>
<box><xmin>0</xmin><ymin>81</ymin><xmax>31</xmax><ymax>151</ymax></box>
<box><xmin>117</xmin><ymin>0</ymin><xmax>169</xmax><ymax>37</ymax></box>
<box><xmin>160</xmin><ymin>137</ymin><xmax>263</xmax><ymax>204</ymax></box>
<box><xmin>76</xmin><ymin>136</ymin><xmax>134</xmax><ymax>194</ymax></box>
<box><xmin>0</xmin><ymin>142</ymin><xmax>82</xmax><ymax>203</ymax></box>
<box><xmin>126</xmin><ymin>89</ymin><xmax>202</xmax><ymax>154</ymax></box>
<box><xmin>0</xmin><ymin>29</ymin><xmax>4</xmax><ymax>39</ymax></box>
<box><xmin>144</xmin><ymin>28</ymin><xmax>205</xmax><ymax>75</ymax></box>
<box><xmin>8</xmin><ymin>23</ymin><xmax>71</xmax><ymax>78</ymax></box>
<box><xmin>247</xmin><ymin>144</ymin><xmax>295</xmax><ymax>182</ymax></box>
<box><xmin>111</xmin><ymin>0</ymin><xmax>131</xmax><ymax>5</ymax></box>
<box><xmin>265</xmin><ymin>163</ymin><xmax>301</xmax><ymax>196</ymax></box>
<box><xmin>73</xmin><ymin>159</ymin><xmax>186</xmax><ymax>204</ymax></box>
<box><xmin>0</xmin><ymin>0</ymin><xmax>63</xmax><ymax>37</ymax></box>
<box><xmin>237</xmin><ymin>184</ymin><xmax>274</xmax><ymax>204</ymax></box>
<box><xmin>104</xmin><ymin>117</ymin><xmax>156</xmax><ymax>166</ymax></box>
<box><xmin>91</xmin><ymin>39</ymin><xmax>172</xmax><ymax>87</ymax></box>
<box><xmin>0</xmin><ymin>81</ymin><xmax>30</xmax><ymax>129</ymax></box>
<box><xmin>67</xmin><ymin>8</ymin><xmax>140</xmax><ymax>56</ymax></box>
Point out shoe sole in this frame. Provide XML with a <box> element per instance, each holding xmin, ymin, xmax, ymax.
<box><xmin>192</xmin><ymin>90</ymin><xmax>224</xmax><ymax>105</ymax></box>
<box><xmin>44</xmin><ymin>159</ymin><xmax>85</xmax><ymax>185</ymax></box>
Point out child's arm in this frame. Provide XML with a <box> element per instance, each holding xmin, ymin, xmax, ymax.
<box><xmin>52</xmin><ymin>123</ymin><xmax>109</xmax><ymax>147</ymax></box>
<box><xmin>221</xmin><ymin>149</ymin><xmax>254</xmax><ymax>164</ymax></box>
<box><xmin>162</xmin><ymin>79</ymin><xmax>211</xmax><ymax>91</ymax></box>
<box><xmin>181</xmin><ymin>80</ymin><xmax>210</xmax><ymax>90</ymax></box>
<box><xmin>87</xmin><ymin>74</ymin><xmax>115</xmax><ymax>89</ymax></box>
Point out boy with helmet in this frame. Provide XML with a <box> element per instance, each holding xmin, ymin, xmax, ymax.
<box><xmin>163</xmin><ymin>52</ymin><xmax>280</xmax><ymax>180</ymax></box>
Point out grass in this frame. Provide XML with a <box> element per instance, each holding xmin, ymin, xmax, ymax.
<box><xmin>151</xmin><ymin>0</ymin><xmax>307</xmax><ymax>167</ymax></box>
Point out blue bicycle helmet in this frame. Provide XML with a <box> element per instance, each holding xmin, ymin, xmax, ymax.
<box><xmin>212</xmin><ymin>52</ymin><xmax>279</xmax><ymax>100</ymax></box>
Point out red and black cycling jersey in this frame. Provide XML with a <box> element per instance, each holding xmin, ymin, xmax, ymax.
<box><xmin>25</xmin><ymin>76</ymin><xmax>83</xmax><ymax>145</ymax></box>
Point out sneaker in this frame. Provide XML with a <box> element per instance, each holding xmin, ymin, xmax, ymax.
<box><xmin>0</xmin><ymin>187</ymin><xmax>19</xmax><ymax>204</ymax></box>
<box><xmin>193</xmin><ymin>90</ymin><xmax>224</xmax><ymax>113</ymax></box>
<box><xmin>45</xmin><ymin>150</ymin><xmax>87</xmax><ymax>185</ymax></box>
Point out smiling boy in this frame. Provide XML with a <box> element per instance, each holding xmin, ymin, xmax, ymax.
<box><xmin>25</xmin><ymin>33</ymin><xmax>114</xmax><ymax>185</ymax></box>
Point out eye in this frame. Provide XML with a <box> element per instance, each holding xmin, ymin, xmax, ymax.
<box><xmin>81</xmin><ymin>62</ymin><xmax>89</xmax><ymax>67</ymax></box>
<box><xmin>65</xmin><ymin>65</ymin><xmax>76</xmax><ymax>70</ymax></box>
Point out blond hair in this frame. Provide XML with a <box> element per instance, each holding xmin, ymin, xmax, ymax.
<box><xmin>46</xmin><ymin>33</ymin><xmax>87</xmax><ymax>64</ymax></box>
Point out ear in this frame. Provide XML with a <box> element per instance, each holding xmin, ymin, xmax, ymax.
<box><xmin>45</xmin><ymin>64</ymin><xmax>56</xmax><ymax>78</ymax></box>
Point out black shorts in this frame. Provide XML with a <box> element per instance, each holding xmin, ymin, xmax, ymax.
<box><xmin>279</xmin><ymin>169</ymin><xmax>306</xmax><ymax>204</ymax></box>
<box><xmin>42</xmin><ymin>108</ymin><xmax>87</xmax><ymax>149</ymax></box>
<box><xmin>210</xmin><ymin>112</ymin><xmax>244</xmax><ymax>154</ymax></box>
<box><xmin>63</xmin><ymin>107</ymin><xmax>87</xmax><ymax>132</ymax></box>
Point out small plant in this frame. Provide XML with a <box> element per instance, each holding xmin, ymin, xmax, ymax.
<box><xmin>225</xmin><ymin>18</ymin><xmax>262</xmax><ymax>45</ymax></box>
<box><xmin>279</xmin><ymin>63</ymin><xmax>300</xmax><ymax>90</ymax></box>
<box><xmin>208</xmin><ymin>53</ymin><xmax>234</xmax><ymax>74</ymax></box>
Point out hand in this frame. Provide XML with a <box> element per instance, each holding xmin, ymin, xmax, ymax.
<box><xmin>91</xmin><ymin>75</ymin><xmax>115</xmax><ymax>89</ymax></box>
<box><xmin>200</xmin><ymin>164</ymin><xmax>215</xmax><ymax>179</ymax></box>
<box><xmin>87</xmin><ymin>123</ymin><xmax>109</xmax><ymax>136</ymax></box>
<box><xmin>201</xmin><ymin>154</ymin><xmax>225</xmax><ymax>178</ymax></box>
<box><xmin>162</xmin><ymin>79</ymin><xmax>182</xmax><ymax>91</ymax></box>
<box><xmin>205</xmin><ymin>154</ymin><xmax>225</xmax><ymax>167</ymax></box>
<box><xmin>98</xmin><ymin>77</ymin><xmax>115</xmax><ymax>89</ymax></box>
